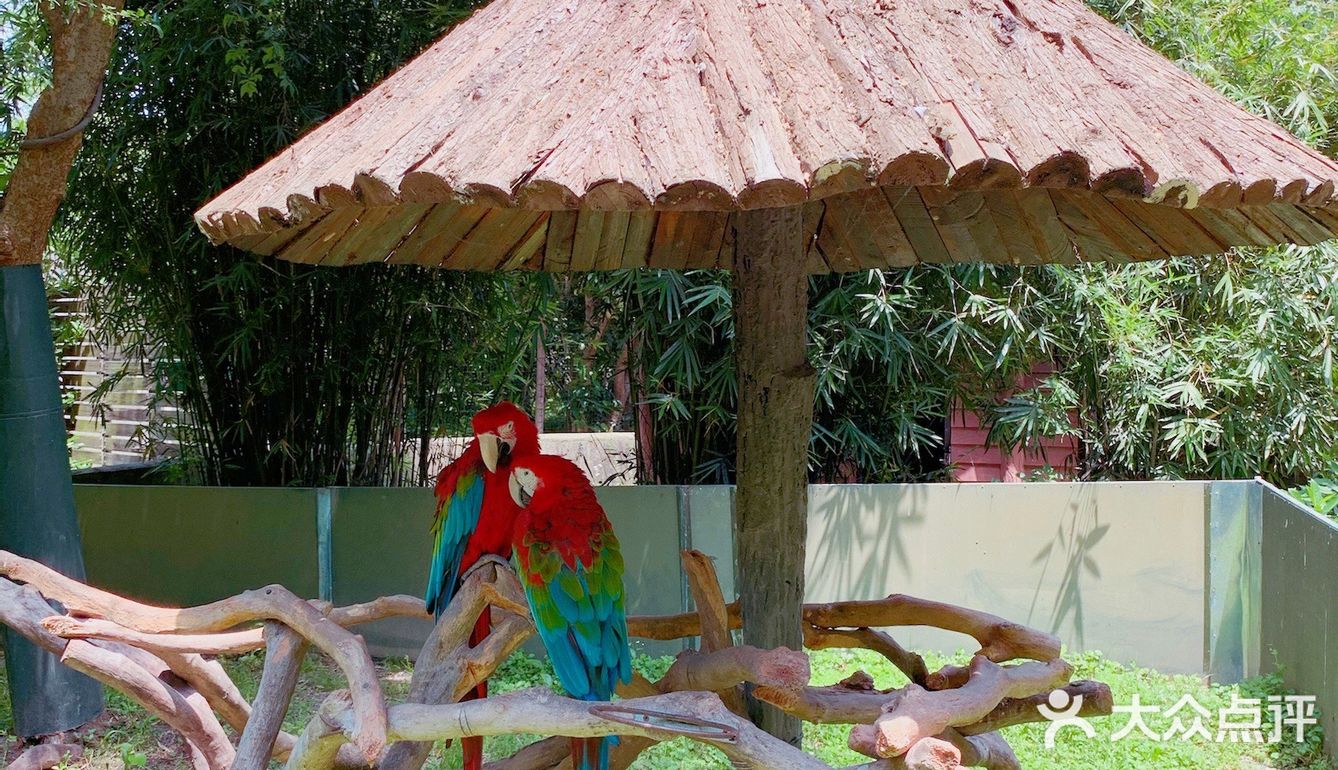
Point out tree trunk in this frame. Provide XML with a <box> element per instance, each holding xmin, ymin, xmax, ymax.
<box><xmin>0</xmin><ymin>0</ymin><xmax>122</xmax><ymax>736</ymax></box>
<box><xmin>731</xmin><ymin>206</ymin><xmax>813</xmax><ymax>746</ymax></box>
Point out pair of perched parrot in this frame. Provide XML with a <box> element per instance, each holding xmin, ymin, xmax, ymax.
<box><xmin>426</xmin><ymin>402</ymin><xmax>632</xmax><ymax>770</ymax></box>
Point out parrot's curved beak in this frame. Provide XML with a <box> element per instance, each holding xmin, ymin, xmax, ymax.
<box><xmin>478</xmin><ymin>432</ymin><xmax>501</xmax><ymax>473</ymax></box>
<box><xmin>509</xmin><ymin>469</ymin><xmax>532</xmax><ymax>507</ymax></box>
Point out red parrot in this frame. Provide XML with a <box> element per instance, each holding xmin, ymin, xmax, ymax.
<box><xmin>427</xmin><ymin>401</ymin><xmax>539</xmax><ymax>770</ymax></box>
<box><xmin>508</xmin><ymin>455</ymin><xmax>633</xmax><ymax>770</ymax></box>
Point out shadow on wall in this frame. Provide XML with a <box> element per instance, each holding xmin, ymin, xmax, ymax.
<box><xmin>1025</xmin><ymin>485</ymin><xmax>1110</xmax><ymax>649</ymax></box>
<box><xmin>805</xmin><ymin>483</ymin><xmax>1205</xmax><ymax>673</ymax></box>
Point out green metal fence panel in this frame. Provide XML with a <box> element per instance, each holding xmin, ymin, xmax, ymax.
<box><xmin>806</xmin><ymin>482</ymin><xmax>1209</xmax><ymax>674</ymax></box>
<box><xmin>324</xmin><ymin>485</ymin><xmax>687</xmax><ymax>658</ymax></box>
<box><xmin>1206</xmin><ymin>481</ymin><xmax>1262</xmax><ymax>683</ymax></box>
<box><xmin>1260</xmin><ymin>483</ymin><xmax>1338</xmax><ymax>764</ymax></box>
<box><xmin>74</xmin><ymin>485</ymin><xmax>319</xmax><ymax>605</ymax></box>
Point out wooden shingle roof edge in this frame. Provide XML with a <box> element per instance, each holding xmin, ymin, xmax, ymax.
<box><xmin>193</xmin><ymin>0</ymin><xmax>1338</xmax><ymax>270</ymax></box>
<box><xmin>194</xmin><ymin>158</ymin><xmax>1338</xmax><ymax>247</ymax></box>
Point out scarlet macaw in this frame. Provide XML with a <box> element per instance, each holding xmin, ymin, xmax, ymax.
<box><xmin>508</xmin><ymin>455</ymin><xmax>633</xmax><ymax>770</ymax></box>
<box><xmin>427</xmin><ymin>401</ymin><xmax>539</xmax><ymax>770</ymax></box>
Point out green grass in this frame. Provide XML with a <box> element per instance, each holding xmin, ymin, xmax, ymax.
<box><xmin>0</xmin><ymin>649</ymin><xmax>1328</xmax><ymax>769</ymax></box>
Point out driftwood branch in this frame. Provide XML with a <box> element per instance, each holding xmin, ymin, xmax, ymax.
<box><xmin>379</xmin><ymin>557</ymin><xmax>534</xmax><ymax>770</ymax></box>
<box><xmin>0</xmin><ymin>547</ymin><xmax>1109</xmax><ymax>770</ymax></box>
<box><xmin>865</xmin><ymin>657</ymin><xmax>1072</xmax><ymax>758</ymax></box>
<box><xmin>4</xmin><ymin>744</ymin><xmax>83</xmax><ymax>770</ymax></box>
<box><xmin>804</xmin><ymin>596</ymin><xmax>1060</xmax><ymax>663</ymax></box>
<box><xmin>290</xmin><ymin>689</ymin><xmax>831</xmax><ymax>770</ymax></box>
<box><xmin>805</xmin><ymin>624</ymin><xmax>929</xmax><ymax>686</ymax></box>
<box><xmin>231</xmin><ymin>623</ymin><xmax>309</xmax><ymax>770</ymax></box>
<box><xmin>0</xmin><ymin>552</ymin><xmax>386</xmax><ymax>764</ymax></box>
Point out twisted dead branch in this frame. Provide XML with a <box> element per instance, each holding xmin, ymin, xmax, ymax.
<box><xmin>0</xmin><ymin>548</ymin><xmax>1110</xmax><ymax>770</ymax></box>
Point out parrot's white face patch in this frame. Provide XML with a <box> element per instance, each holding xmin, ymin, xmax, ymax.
<box><xmin>510</xmin><ymin>467</ymin><xmax>539</xmax><ymax>507</ymax></box>
<box><xmin>498</xmin><ymin>420</ymin><xmax>517</xmax><ymax>442</ymax></box>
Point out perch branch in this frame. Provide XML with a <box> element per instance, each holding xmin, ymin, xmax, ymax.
<box><xmin>805</xmin><ymin>596</ymin><xmax>1060</xmax><ymax>663</ymax></box>
<box><xmin>680</xmin><ymin>550</ymin><xmax>747</xmax><ymax>715</ymax></box>
<box><xmin>0</xmin><ymin>552</ymin><xmax>387</xmax><ymax>763</ymax></box>
<box><xmin>805</xmin><ymin>624</ymin><xmax>929</xmax><ymax>686</ymax></box>
<box><xmin>871</xmin><ymin>657</ymin><xmax>1072</xmax><ymax>757</ymax></box>
<box><xmin>0</xmin><ymin>578</ymin><xmax>234</xmax><ymax>769</ymax></box>
<box><xmin>231</xmin><ymin>622</ymin><xmax>309</xmax><ymax>770</ymax></box>
<box><xmin>290</xmin><ymin>689</ymin><xmax>830</xmax><ymax>770</ymax></box>
<box><xmin>655</xmin><ymin>645</ymin><xmax>810</xmax><ymax>694</ymax></box>
<box><xmin>379</xmin><ymin>558</ymin><xmax>534</xmax><ymax>770</ymax></box>
<box><xmin>4</xmin><ymin>745</ymin><xmax>82</xmax><ymax>770</ymax></box>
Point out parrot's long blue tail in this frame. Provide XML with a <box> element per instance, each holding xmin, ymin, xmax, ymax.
<box><xmin>569</xmin><ymin>735</ymin><xmax>618</xmax><ymax>770</ymax></box>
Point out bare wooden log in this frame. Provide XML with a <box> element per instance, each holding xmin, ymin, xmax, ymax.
<box><xmin>482</xmin><ymin>737</ymin><xmax>568</xmax><ymax>770</ymax></box>
<box><xmin>655</xmin><ymin>645</ymin><xmax>810</xmax><ymax>694</ymax></box>
<box><xmin>0</xmin><ymin>578</ymin><xmax>234</xmax><ymax>769</ymax></box>
<box><xmin>0</xmin><ymin>553</ymin><xmax>386</xmax><ymax>764</ymax></box>
<box><xmin>626</xmin><ymin>603</ymin><xmax>741</xmax><ymax>641</ymax></box>
<box><xmin>871</xmin><ymin>657</ymin><xmax>1072</xmax><ymax>757</ymax></box>
<box><xmin>290</xmin><ymin>689</ymin><xmax>830</xmax><ymax>770</ymax></box>
<box><xmin>950</xmin><ymin>732</ymin><xmax>1019</xmax><ymax>770</ymax></box>
<box><xmin>4</xmin><ymin>744</ymin><xmax>82</xmax><ymax>770</ymax></box>
<box><xmin>805</xmin><ymin>624</ymin><xmax>928</xmax><ymax>686</ymax></box>
<box><xmin>682</xmin><ymin>551</ymin><xmax>733</xmax><ymax>652</ymax></box>
<box><xmin>232</xmin><ymin>623</ymin><xmax>310</xmax><ymax>770</ymax></box>
<box><xmin>681</xmin><ymin>550</ymin><xmax>747</xmax><ymax>715</ymax></box>
<box><xmin>157</xmin><ymin>651</ymin><xmax>253</xmax><ymax>734</ymax></box>
<box><xmin>64</xmin><ymin>640</ymin><xmax>235</xmax><ymax>769</ymax></box>
<box><xmin>847</xmin><ymin>729</ymin><xmax>1019</xmax><ymax>770</ymax></box>
<box><xmin>758</xmin><ymin>678</ymin><xmax>1108</xmax><ymax>732</ymax></box>
<box><xmin>805</xmin><ymin>596</ymin><xmax>1060</xmax><ymax>663</ymax></box>
<box><xmin>959</xmin><ymin>680</ymin><xmax>1112</xmax><ymax>736</ymax></box>
<box><xmin>44</xmin><ymin>617</ymin><xmax>266</xmax><ymax>655</ymax></box>
<box><xmin>379</xmin><ymin>558</ymin><xmax>534</xmax><ymax>770</ymax></box>
<box><xmin>42</xmin><ymin>594</ymin><xmax>431</xmax><ymax>656</ymax></box>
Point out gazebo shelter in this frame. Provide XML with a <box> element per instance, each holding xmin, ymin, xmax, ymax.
<box><xmin>197</xmin><ymin>0</ymin><xmax>1338</xmax><ymax>742</ymax></box>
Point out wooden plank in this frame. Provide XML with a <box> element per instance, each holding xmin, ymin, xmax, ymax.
<box><xmin>1263</xmin><ymin>204</ymin><xmax>1334</xmax><ymax>245</ymax></box>
<box><xmin>803</xmin><ymin>201</ymin><xmax>830</xmax><ymax>274</ymax></box>
<box><xmin>917</xmin><ymin>187</ymin><xmax>997</xmax><ymax>263</ymax></box>
<box><xmin>500</xmin><ymin>213</ymin><xmax>551</xmax><ymax>270</ymax></box>
<box><xmin>445</xmin><ymin>208</ymin><xmax>541</xmax><ymax>270</ymax></box>
<box><xmin>620</xmin><ymin>211</ymin><xmax>656</xmax><ymax>269</ymax></box>
<box><xmin>816</xmin><ymin>195</ymin><xmax>873</xmax><ymax>272</ymax></box>
<box><xmin>1049</xmin><ymin>191</ymin><xmax>1129</xmax><ymax>263</ymax></box>
<box><xmin>388</xmin><ymin>204</ymin><xmax>489</xmax><ymax>266</ymax></box>
<box><xmin>886</xmin><ymin>187</ymin><xmax>951</xmax><ymax>265</ymax></box>
<box><xmin>982</xmin><ymin>191</ymin><xmax>1043</xmax><ymax>265</ymax></box>
<box><xmin>1061</xmin><ymin>193</ymin><xmax>1167</xmax><ymax>261</ymax></box>
<box><xmin>594</xmin><ymin>211</ymin><xmax>631</xmax><ymax>270</ymax></box>
<box><xmin>278</xmin><ymin>208</ymin><xmax>361</xmax><ymax>265</ymax></box>
<box><xmin>570</xmin><ymin>210</ymin><xmax>606</xmax><ymax>272</ymax></box>
<box><xmin>1015</xmin><ymin>190</ymin><xmax>1075</xmax><ymax>264</ymax></box>
<box><xmin>1109</xmin><ymin>198</ymin><xmax>1222</xmax><ymax>256</ymax></box>
<box><xmin>651</xmin><ymin>212</ymin><xmax>694</xmax><ymax>270</ymax></box>
<box><xmin>323</xmin><ymin>205</ymin><xmax>431</xmax><ymax>266</ymax></box>
<box><xmin>1180</xmin><ymin>207</ymin><xmax>1258</xmax><ymax>248</ymax></box>
<box><xmin>693</xmin><ymin>212</ymin><xmax>730</xmax><ymax>270</ymax></box>
<box><xmin>544</xmin><ymin>210</ymin><xmax>578</xmax><ymax>272</ymax></box>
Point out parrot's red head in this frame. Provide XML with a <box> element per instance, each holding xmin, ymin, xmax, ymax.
<box><xmin>471</xmin><ymin>401</ymin><xmax>539</xmax><ymax>473</ymax></box>
<box><xmin>507</xmin><ymin>454</ymin><xmax>595</xmax><ymax>510</ymax></box>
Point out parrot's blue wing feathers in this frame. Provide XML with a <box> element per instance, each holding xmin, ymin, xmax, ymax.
<box><xmin>425</xmin><ymin>464</ymin><xmax>485</xmax><ymax>618</ymax></box>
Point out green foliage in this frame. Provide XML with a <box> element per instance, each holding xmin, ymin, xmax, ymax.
<box><xmin>54</xmin><ymin>0</ymin><xmax>545</xmax><ymax>485</ymax></box>
<box><xmin>1289</xmin><ymin>467</ymin><xmax>1338</xmax><ymax>518</ymax></box>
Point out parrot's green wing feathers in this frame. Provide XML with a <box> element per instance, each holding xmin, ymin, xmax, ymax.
<box><xmin>518</xmin><ymin>525</ymin><xmax>632</xmax><ymax>701</ymax></box>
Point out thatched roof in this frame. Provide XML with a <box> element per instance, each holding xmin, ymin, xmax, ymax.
<box><xmin>195</xmin><ymin>0</ymin><xmax>1338</xmax><ymax>271</ymax></box>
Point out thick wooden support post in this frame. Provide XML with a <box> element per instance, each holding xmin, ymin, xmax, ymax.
<box><xmin>732</xmin><ymin>206</ymin><xmax>813</xmax><ymax>745</ymax></box>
